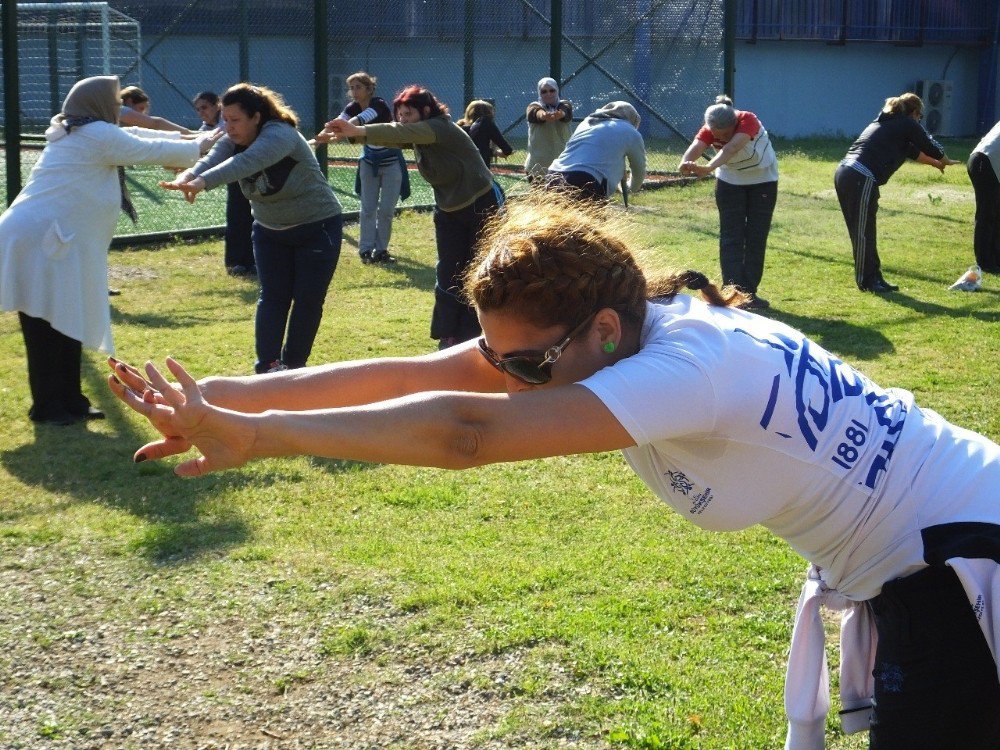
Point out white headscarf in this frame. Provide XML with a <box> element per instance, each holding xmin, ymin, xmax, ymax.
<box><xmin>537</xmin><ymin>77</ymin><xmax>560</xmax><ymax>112</ymax></box>
<box><xmin>589</xmin><ymin>100</ymin><xmax>641</xmax><ymax>129</ymax></box>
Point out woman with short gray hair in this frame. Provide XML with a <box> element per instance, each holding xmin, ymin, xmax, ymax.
<box><xmin>679</xmin><ymin>95</ymin><xmax>778</xmax><ymax>310</ymax></box>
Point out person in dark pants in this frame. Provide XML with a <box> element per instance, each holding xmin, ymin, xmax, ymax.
<box><xmin>318</xmin><ymin>85</ymin><xmax>503</xmax><ymax>349</ymax></box>
<box><xmin>161</xmin><ymin>83</ymin><xmax>343</xmax><ymax>373</ymax></box>
<box><xmin>252</xmin><ymin>216</ymin><xmax>342</xmax><ymax>369</ymax></box>
<box><xmin>834</xmin><ymin>92</ymin><xmax>960</xmax><ymax>293</ymax></box>
<box><xmin>193</xmin><ymin>90</ymin><xmax>257</xmax><ymax>276</ymax></box>
<box><xmin>546</xmin><ymin>101</ymin><xmax>646</xmax><ymax>204</ymax></box>
<box><xmin>968</xmin><ymin>120</ymin><xmax>1000</xmax><ymax>273</ymax></box>
<box><xmin>680</xmin><ymin>95</ymin><xmax>778</xmax><ymax>310</ymax></box>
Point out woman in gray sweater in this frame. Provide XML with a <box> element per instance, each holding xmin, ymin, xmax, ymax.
<box><xmin>161</xmin><ymin>84</ymin><xmax>343</xmax><ymax>374</ymax></box>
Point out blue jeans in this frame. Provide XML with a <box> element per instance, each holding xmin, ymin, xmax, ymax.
<box><xmin>715</xmin><ymin>178</ymin><xmax>778</xmax><ymax>294</ymax></box>
<box><xmin>252</xmin><ymin>214</ymin><xmax>342</xmax><ymax>372</ymax></box>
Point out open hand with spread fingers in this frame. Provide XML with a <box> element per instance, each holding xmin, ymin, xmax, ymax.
<box><xmin>107</xmin><ymin>357</ymin><xmax>257</xmax><ymax>477</ymax></box>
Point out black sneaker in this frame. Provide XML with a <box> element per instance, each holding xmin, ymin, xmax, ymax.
<box><xmin>371</xmin><ymin>250</ymin><xmax>397</xmax><ymax>265</ymax></box>
<box><xmin>860</xmin><ymin>280</ymin><xmax>893</xmax><ymax>293</ymax></box>
<box><xmin>876</xmin><ymin>275</ymin><xmax>899</xmax><ymax>291</ymax></box>
<box><xmin>359</xmin><ymin>250</ymin><xmax>374</xmax><ymax>264</ymax></box>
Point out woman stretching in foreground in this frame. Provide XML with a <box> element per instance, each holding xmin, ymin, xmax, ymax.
<box><xmin>109</xmin><ymin>192</ymin><xmax>1000</xmax><ymax>750</ymax></box>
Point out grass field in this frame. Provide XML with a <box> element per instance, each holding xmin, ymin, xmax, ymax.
<box><xmin>1</xmin><ymin>137</ymin><xmax>998</xmax><ymax>749</ymax></box>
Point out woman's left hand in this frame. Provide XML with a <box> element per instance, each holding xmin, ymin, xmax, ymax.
<box><xmin>317</xmin><ymin>119</ymin><xmax>363</xmax><ymax>143</ymax></box>
<box><xmin>158</xmin><ymin>175</ymin><xmax>206</xmax><ymax>204</ymax></box>
<box><xmin>109</xmin><ymin>357</ymin><xmax>258</xmax><ymax>477</ymax></box>
<box><xmin>680</xmin><ymin>161</ymin><xmax>712</xmax><ymax>177</ymax></box>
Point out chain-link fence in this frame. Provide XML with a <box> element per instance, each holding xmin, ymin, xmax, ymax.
<box><xmin>1</xmin><ymin>0</ymin><xmax>726</xmax><ymax>242</ymax></box>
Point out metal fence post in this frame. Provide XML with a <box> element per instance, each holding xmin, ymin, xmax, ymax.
<box><xmin>464</xmin><ymin>0</ymin><xmax>475</xmax><ymax>106</ymax></box>
<box><xmin>724</xmin><ymin>0</ymin><xmax>736</xmax><ymax>97</ymax></box>
<box><xmin>239</xmin><ymin>0</ymin><xmax>250</xmax><ymax>81</ymax></box>
<box><xmin>314</xmin><ymin>0</ymin><xmax>328</xmax><ymax>176</ymax></box>
<box><xmin>550</xmin><ymin>0</ymin><xmax>562</xmax><ymax>82</ymax></box>
<box><xmin>3</xmin><ymin>0</ymin><xmax>21</xmax><ymax>205</ymax></box>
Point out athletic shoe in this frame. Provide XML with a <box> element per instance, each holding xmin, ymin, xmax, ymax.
<box><xmin>359</xmin><ymin>250</ymin><xmax>374</xmax><ymax>264</ymax></box>
<box><xmin>265</xmin><ymin>360</ymin><xmax>288</xmax><ymax>373</ymax></box>
<box><xmin>371</xmin><ymin>250</ymin><xmax>397</xmax><ymax>265</ymax></box>
<box><xmin>876</xmin><ymin>275</ymin><xmax>899</xmax><ymax>291</ymax></box>
<box><xmin>860</xmin><ymin>280</ymin><xmax>895</xmax><ymax>293</ymax></box>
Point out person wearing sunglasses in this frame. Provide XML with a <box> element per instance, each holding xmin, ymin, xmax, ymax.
<box><xmin>834</xmin><ymin>92</ymin><xmax>961</xmax><ymax>293</ymax></box>
<box><xmin>109</xmin><ymin>190</ymin><xmax>1000</xmax><ymax>750</ymax></box>
<box><xmin>524</xmin><ymin>77</ymin><xmax>573</xmax><ymax>183</ymax></box>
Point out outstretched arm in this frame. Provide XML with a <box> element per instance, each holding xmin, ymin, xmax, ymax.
<box><xmin>678</xmin><ymin>138</ymin><xmax>709</xmax><ymax>174</ymax></box>
<box><xmin>119</xmin><ymin>107</ymin><xmax>193</xmax><ymax>135</ymax></box>
<box><xmin>109</xmin><ymin>356</ymin><xmax>634</xmax><ymax>477</ymax></box>
<box><xmin>110</xmin><ymin>338</ymin><xmax>504</xmax><ymax>415</ymax></box>
<box><xmin>916</xmin><ymin>151</ymin><xmax>961</xmax><ymax>174</ymax></box>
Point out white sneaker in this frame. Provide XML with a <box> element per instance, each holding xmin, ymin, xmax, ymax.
<box><xmin>948</xmin><ymin>265</ymin><xmax>982</xmax><ymax>292</ymax></box>
<box><xmin>265</xmin><ymin>360</ymin><xmax>288</xmax><ymax>373</ymax></box>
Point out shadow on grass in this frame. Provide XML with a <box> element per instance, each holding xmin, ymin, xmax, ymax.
<box><xmin>768</xmin><ymin>310</ymin><xmax>895</xmax><ymax>360</ymax></box>
<box><xmin>0</xmin><ymin>361</ymin><xmax>257</xmax><ymax>564</ymax></box>
<box><xmin>110</xmin><ymin>299</ymin><xmax>252</xmax><ymax>329</ymax></box>
<box><xmin>871</xmin><ymin>289</ymin><xmax>1000</xmax><ymax>324</ymax></box>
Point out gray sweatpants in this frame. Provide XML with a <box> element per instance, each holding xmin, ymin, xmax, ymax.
<box><xmin>358</xmin><ymin>158</ymin><xmax>402</xmax><ymax>254</ymax></box>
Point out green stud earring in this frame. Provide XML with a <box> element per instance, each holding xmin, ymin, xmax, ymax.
<box><xmin>603</xmin><ymin>341</ymin><xmax>616</xmax><ymax>354</ymax></box>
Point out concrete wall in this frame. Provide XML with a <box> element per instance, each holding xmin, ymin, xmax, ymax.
<box><xmin>733</xmin><ymin>40</ymin><xmax>995</xmax><ymax>138</ymax></box>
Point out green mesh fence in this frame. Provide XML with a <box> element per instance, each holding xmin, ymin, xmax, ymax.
<box><xmin>2</xmin><ymin>0</ymin><xmax>724</xmax><ymax>242</ymax></box>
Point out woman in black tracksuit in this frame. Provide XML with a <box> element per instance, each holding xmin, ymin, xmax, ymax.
<box><xmin>834</xmin><ymin>92</ymin><xmax>960</xmax><ymax>293</ymax></box>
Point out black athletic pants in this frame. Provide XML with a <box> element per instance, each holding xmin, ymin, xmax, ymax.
<box><xmin>544</xmin><ymin>169</ymin><xmax>608</xmax><ymax>202</ymax></box>
<box><xmin>715</xmin><ymin>178</ymin><xmax>777</xmax><ymax>295</ymax></box>
<box><xmin>968</xmin><ymin>152</ymin><xmax>1000</xmax><ymax>273</ymax></box>
<box><xmin>834</xmin><ymin>163</ymin><xmax>882</xmax><ymax>289</ymax></box>
<box><xmin>868</xmin><ymin>565</ymin><xmax>1000</xmax><ymax>749</ymax></box>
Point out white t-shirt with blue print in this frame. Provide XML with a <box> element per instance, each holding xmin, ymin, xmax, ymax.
<box><xmin>579</xmin><ymin>296</ymin><xmax>1000</xmax><ymax>601</ymax></box>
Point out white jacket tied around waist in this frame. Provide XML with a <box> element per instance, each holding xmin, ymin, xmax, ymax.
<box><xmin>785</xmin><ymin>560</ymin><xmax>1000</xmax><ymax>749</ymax></box>
<box><xmin>0</xmin><ymin>120</ymin><xmax>198</xmax><ymax>353</ymax></box>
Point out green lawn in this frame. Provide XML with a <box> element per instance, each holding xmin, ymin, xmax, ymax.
<box><xmin>1</xmin><ymin>138</ymin><xmax>996</xmax><ymax>749</ymax></box>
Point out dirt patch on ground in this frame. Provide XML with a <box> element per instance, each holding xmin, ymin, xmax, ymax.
<box><xmin>0</xmin><ymin>543</ymin><xmax>601</xmax><ymax>749</ymax></box>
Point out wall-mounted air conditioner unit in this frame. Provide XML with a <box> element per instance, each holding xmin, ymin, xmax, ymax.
<box><xmin>914</xmin><ymin>80</ymin><xmax>953</xmax><ymax>137</ymax></box>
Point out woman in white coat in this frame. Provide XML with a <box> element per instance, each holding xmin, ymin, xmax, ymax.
<box><xmin>0</xmin><ymin>75</ymin><xmax>211</xmax><ymax>425</ymax></box>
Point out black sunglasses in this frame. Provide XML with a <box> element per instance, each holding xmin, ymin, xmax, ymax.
<box><xmin>477</xmin><ymin>312</ymin><xmax>597</xmax><ymax>385</ymax></box>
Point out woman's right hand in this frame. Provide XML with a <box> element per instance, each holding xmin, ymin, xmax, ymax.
<box><xmin>108</xmin><ymin>357</ymin><xmax>258</xmax><ymax>477</ymax></box>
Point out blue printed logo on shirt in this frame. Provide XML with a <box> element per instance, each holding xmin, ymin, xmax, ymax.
<box><xmin>734</xmin><ymin>328</ymin><xmax>907</xmax><ymax>490</ymax></box>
